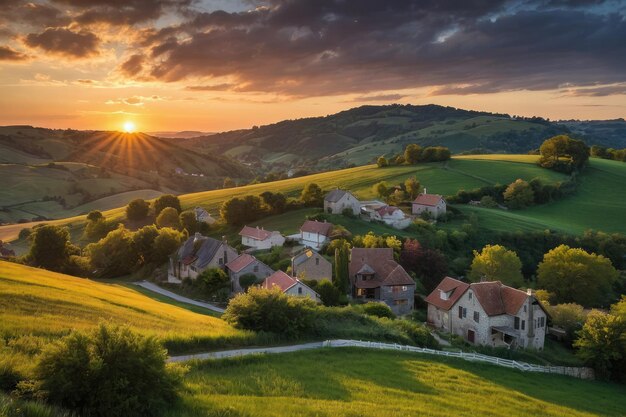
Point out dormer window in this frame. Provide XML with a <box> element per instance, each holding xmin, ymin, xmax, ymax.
<box><xmin>439</xmin><ymin>290</ymin><xmax>450</xmax><ymax>300</ymax></box>
<box><xmin>468</xmin><ymin>291</ymin><xmax>473</xmax><ymax>300</ymax></box>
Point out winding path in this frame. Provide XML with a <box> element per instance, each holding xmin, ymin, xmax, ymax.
<box><xmin>169</xmin><ymin>342</ymin><xmax>325</xmax><ymax>363</ymax></box>
<box><xmin>133</xmin><ymin>281</ymin><xmax>225</xmax><ymax>313</ymax></box>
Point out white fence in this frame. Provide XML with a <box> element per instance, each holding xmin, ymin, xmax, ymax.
<box><xmin>323</xmin><ymin>339</ymin><xmax>595</xmax><ymax>380</ymax></box>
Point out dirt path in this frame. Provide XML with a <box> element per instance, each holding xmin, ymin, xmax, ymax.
<box><xmin>133</xmin><ymin>281</ymin><xmax>225</xmax><ymax>314</ymax></box>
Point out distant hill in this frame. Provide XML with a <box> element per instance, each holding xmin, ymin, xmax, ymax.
<box><xmin>149</xmin><ymin>130</ymin><xmax>215</xmax><ymax>138</ymax></box>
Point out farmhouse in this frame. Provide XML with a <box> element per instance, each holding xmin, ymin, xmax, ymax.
<box><xmin>349</xmin><ymin>248</ymin><xmax>415</xmax><ymax>315</ymax></box>
<box><xmin>168</xmin><ymin>233</ymin><xmax>238</xmax><ymax>283</ymax></box>
<box><xmin>412</xmin><ymin>191</ymin><xmax>446</xmax><ymax>219</ymax></box>
<box><xmin>426</xmin><ymin>277</ymin><xmax>548</xmax><ymax>349</ymax></box>
<box><xmin>226</xmin><ymin>253</ymin><xmax>274</xmax><ymax>293</ymax></box>
<box><xmin>299</xmin><ymin>220</ymin><xmax>333</xmax><ymax>250</ymax></box>
<box><xmin>194</xmin><ymin>206</ymin><xmax>216</xmax><ymax>224</ymax></box>
<box><xmin>239</xmin><ymin>225</ymin><xmax>285</xmax><ymax>250</ymax></box>
<box><xmin>291</xmin><ymin>248</ymin><xmax>332</xmax><ymax>282</ymax></box>
<box><xmin>324</xmin><ymin>189</ymin><xmax>360</xmax><ymax>215</ymax></box>
<box><xmin>262</xmin><ymin>270</ymin><xmax>321</xmax><ymax>302</ymax></box>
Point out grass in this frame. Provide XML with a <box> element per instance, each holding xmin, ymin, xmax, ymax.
<box><xmin>167</xmin><ymin>348</ymin><xmax>626</xmax><ymax>417</ymax></box>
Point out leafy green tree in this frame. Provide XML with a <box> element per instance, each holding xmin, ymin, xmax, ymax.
<box><xmin>404</xmin><ymin>144</ymin><xmax>422</xmax><ymax>164</ymax></box>
<box><xmin>333</xmin><ymin>239</ymin><xmax>351</xmax><ymax>294</ymax></box>
<box><xmin>152</xmin><ymin>227</ymin><xmax>184</xmax><ymax>264</ymax></box>
<box><xmin>28</xmin><ymin>225</ymin><xmax>77</xmax><ymax>272</ymax></box>
<box><xmin>239</xmin><ymin>273</ymin><xmax>259</xmax><ymax>291</ymax></box>
<box><xmin>86</xmin><ymin>210</ymin><xmax>103</xmax><ymax>223</ymax></box>
<box><xmin>223</xmin><ymin>177</ymin><xmax>235</xmax><ymax>188</ymax></box>
<box><xmin>220</xmin><ymin>195</ymin><xmax>265</xmax><ymax>225</ymax></box>
<box><xmin>539</xmin><ymin>135</ymin><xmax>590</xmax><ymax>172</ymax></box>
<box><xmin>404</xmin><ymin>177</ymin><xmax>422</xmax><ymax>199</ymax></box>
<box><xmin>35</xmin><ymin>323</ymin><xmax>183</xmax><ymax>417</ymax></box>
<box><xmin>197</xmin><ymin>268</ymin><xmax>230</xmax><ymax>300</ymax></box>
<box><xmin>179</xmin><ymin>210</ymin><xmax>198</xmax><ymax>234</ymax></box>
<box><xmin>480</xmin><ymin>195</ymin><xmax>498</xmax><ymax>208</ymax></box>
<box><xmin>376</xmin><ymin>156</ymin><xmax>388</xmax><ymax>168</ymax></box>
<box><xmin>317</xmin><ymin>279</ymin><xmax>341</xmax><ymax>306</ymax></box>
<box><xmin>132</xmin><ymin>225</ymin><xmax>159</xmax><ymax>265</ymax></box>
<box><xmin>153</xmin><ymin>194</ymin><xmax>181</xmax><ymax>216</ymax></box>
<box><xmin>503</xmin><ymin>179</ymin><xmax>534</xmax><ymax>209</ymax></box>
<box><xmin>358</xmin><ymin>302</ymin><xmax>395</xmax><ymax>319</ymax></box>
<box><xmin>300</xmin><ymin>183</ymin><xmax>324</xmax><ymax>206</ymax></box>
<box><xmin>468</xmin><ymin>244</ymin><xmax>524</xmax><ymax>287</ymax></box>
<box><xmin>126</xmin><ymin>199</ymin><xmax>150</xmax><ymax>221</ymax></box>
<box><xmin>260</xmin><ymin>191</ymin><xmax>288</xmax><ymax>214</ymax></box>
<box><xmin>549</xmin><ymin>303</ymin><xmax>587</xmax><ymax>346</ymax></box>
<box><xmin>537</xmin><ymin>245</ymin><xmax>618</xmax><ymax>306</ymax></box>
<box><xmin>84</xmin><ymin>217</ymin><xmax>113</xmax><ymax>241</ymax></box>
<box><xmin>373</xmin><ymin>181</ymin><xmax>388</xmax><ymax>199</ymax></box>
<box><xmin>87</xmin><ymin>225</ymin><xmax>138</xmax><ymax>277</ymax></box>
<box><xmin>156</xmin><ymin>207</ymin><xmax>181</xmax><ymax>229</ymax></box>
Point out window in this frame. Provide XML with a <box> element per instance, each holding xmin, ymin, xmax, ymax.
<box><xmin>524</xmin><ymin>305</ymin><xmax>527</xmax><ymax>313</ymax></box>
<box><xmin>540</xmin><ymin>317</ymin><xmax>545</xmax><ymax>327</ymax></box>
<box><xmin>392</xmin><ymin>286</ymin><xmax>407</xmax><ymax>293</ymax></box>
<box><xmin>514</xmin><ymin>316</ymin><xmax>520</xmax><ymax>330</ymax></box>
<box><xmin>473</xmin><ymin>311</ymin><xmax>480</xmax><ymax>323</ymax></box>
<box><xmin>468</xmin><ymin>292</ymin><xmax>473</xmax><ymax>300</ymax></box>
<box><xmin>394</xmin><ymin>299</ymin><xmax>408</xmax><ymax>305</ymax></box>
<box><xmin>315</xmin><ymin>258</ymin><xmax>319</xmax><ymax>265</ymax></box>
<box><xmin>458</xmin><ymin>306</ymin><xmax>463</xmax><ymax>319</ymax></box>
<box><xmin>219</xmin><ymin>258</ymin><xmax>223</xmax><ymax>265</ymax></box>
<box><xmin>521</xmin><ymin>320</ymin><xmax>525</xmax><ymax>331</ymax></box>
<box><xmin>298</xmin><ymin>287</ymin><xmax>303</xmax><ymax>295</ymax></box>
<box><xmin>253</xmin><ymin>265</ymin><xmax>259</xmax><ymax>272</ymax></box>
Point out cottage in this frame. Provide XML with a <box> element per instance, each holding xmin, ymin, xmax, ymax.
<box><xmin>324</xmin><ymin>189</ymin><xmax>360</xmax><ymax>215</ymax></box>
<box><xmin>349</xmin><ymin>248</ymin><xmax>415</xmax><ymax>315</ymax></box>
<box><xmin>226</xmin><ymin>253</ymin><xmax>274</xmax><ymax>293</ymax></box>
<box><xmin>239</xmin><ymin>225</ymin><xmax>285</xmax><ymax>250</ymax></box>
<box><xmin>291</xmin><ymin>248</ymin><xmax>332</xmax><ymax>282</ymax></box>
<box><xmin>372</xmin><ymin>205</ymin><xmax>412</xmax><ymax>229</ymax></box>
<box><xmin>299</xmin><ymin>220</ymin><xmax>333</xmax><ymax>250</ymax></box>
<box><xmin>412</xmin><ymin>191</ymin><xmax>446</xmax><ymax>219</ymax></box>
<box><xmin>168</xmin><ymin>233</ymin><xmax>238</xmax><ymax>283</ymax></box>
<box><xmin>194</xmin><ymin>207</ymin><xmax>216</xmax><ymax>224</ymax></box>
<box><xmin>426</xmin><ymin>277</ymin><xmax>548</xmax><ymax>349</ymax></box>
<box><xmin>262</xmin><ymin>270</ymin><xmax>321</xmax><ymax>302</ymax></box>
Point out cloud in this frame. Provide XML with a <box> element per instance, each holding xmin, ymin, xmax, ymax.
<box><xmin>0</xmin><ymin>45</ymin><xmax>29</xmax><ymax>61</ymax></box>
<box><xmin>105</xmin><ymin>95</ymin><xmax>163</xmax><ymax>106</ymax></box>
<box><xmin>118</xmin><ymin>54</ymin><xmax>145</xmax><ymax>77</ymax></box>
<box><xmin>560</xmin><ymin>84</ymin><xmax>626</xmax><ymax>97</ymax></box>
<box><xmin>24</xmin><ymin>27</ymin><xmax>100</xmax><ymax>58</ymax></box>
<box><xmin>185</xmin><ymin>83</ymin><xmax>236</xmax><ymax>91</ymax></box>
<box><xmin>349</xmin><ymin>93</ymin><xmax>407</xmax><ymax>102</ymax></box>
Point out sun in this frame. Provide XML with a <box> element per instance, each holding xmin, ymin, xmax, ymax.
<box><xmin>123</xmin><ymin>121</ymin><xmax>136</xmax><ymax>133</ymax></box>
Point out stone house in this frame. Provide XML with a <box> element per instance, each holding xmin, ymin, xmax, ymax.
<box><xmin>349</xmin><ymin>248</ymin><xmax>415</xmax><ymax>316</ymax></box>
<box><xmin>324</xmin><ymin>189</ymin><xmax>360</xmax><ymax>215</ymax></box>
<box><xmin>299</xmin><ymin>220</ymin><xmax>333</xmax><ymax>250</ymax></box>
<box><xmin>226</xmin><ymin>253</ymin><xmax>274</xmax><ymax>293</ymax></box>
<box><xmin>239</xmin><ymin>225</ymin><xmax>285</xmax><ymax>250</ymax></box>
<box><xmin>194</xmin><ymin>207</ymin><xmax>216</xmax><ymax>224</ymax></box>
<box><xmin>262</xmin><ymin>270</ymin><xmax>321</xmax><ymax>302</ymax></box>
<box><xmin>168</xmin><ymin>233</ymin><xmax>238</xmax><ymax>283</ymax></box>
<box><xmin>426</xmin><ymin>277</ymin><xmax>548</xmax><ymax>350</ymax></box>
<box><xmin>291</xmin><ymin>248</ymin><xmax>332</xmax><ymax>282</ymax></box>
<box><xmin>412</xmin><ymin>192</ymin><xmax>446</xmax><ymax>219</ymax></box>
<box><xmin>370</xmin><ymin>205</ymin><xmax>412</xmax><ymax>229</ymax></box>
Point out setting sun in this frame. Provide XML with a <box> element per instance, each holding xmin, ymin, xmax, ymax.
<box><xmin>123</xmin><ymin>121</ymin><xmax>136</xmax><ymax>133</ymax></box>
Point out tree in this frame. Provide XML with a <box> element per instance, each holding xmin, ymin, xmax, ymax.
<box><xmin>126</xmin><ymin>199</ymin><xmax>150</xmax><ymax>221</ymax></box>
<box><xmin>404</xmin><ymin>177</ymin><xmax>422</xmax><ymax>200</ymax></box>
<box><xmin>152</xmin><ymin>227</ymin><xmax>184</xmax><ymax>264</ymax></box>
<box><xmin>179</xmin><ymin>210</ymin><xmax>198</xmax><ymax>234</ymax></box>
<box><xmin>300</xmin><ymin>183</ymin><xmax>323</xmax><ymax>206</ymax></box>
<box><xmin>539</xmin><ymin>135</ymin><xmax>590</xmax><ymax>172</ymax></box>
<box><xmin>28</xmin><ymin>225</ymin><xmax>77</xmax><ymax>272</ymax></box>
<box><xmin>503</xmin><ymin>179</ymin><xmax>534</xmax><ymax>209</ymax></box>
<box><xmin>480</xmin><ymin>195</ymin><xmax>497</xmax><ymax>208</ymax></box>
<box><xmin>537</xmin><ymin>245</ymin><xmax>618</xmax><ymax>306</ymax></box>
<box><xmin>468</xmin><ymin>244</ymin><xmax>524</xmax><ymax>287</ymax></box>
<box><xmin>87</xmin><ymin>225</ymin><xmax>138</xmax><ymax>277</ymax></box>
<box><xmin>404</xmin><ymin>144</ymin><xmax>422</xmax><ymax>164</ymax></box>
<box><xmin>574</xmin><ymin>298</ymin><xmax>626</xmax><ymax>381</ymax></box>
<box><xmin>153</xmin><ymin>194</ymin><xmax>181</xmax><ymax>216</ymax></box>
<box><xmin>156</xmin><ymin>207</ymin><xmax>181</xmax><ymax>229</ymax></box>
<box><xmin>35</xmin><ymin>324</ymin><xmax>183</xmax><ymax>417</ymax></box>
<box><xmin>86</xmin><ymin>210</ymin><xmax>103</xmax><ymax>222</ymax></box>
<box><xmin>377</xmin><ymin>156</ymin><xmax>388</xmax><ymax>168</ymax></box>
<box><xmin>239</xmin><ymin>273</ymin><xmax>259</xmax><ymax>291</ymax></box>
<box><xmin>549</xmin><ymin>303</ymin><xmax>587</xmax><ymax>346</ymax></box>
<box><xmin>260</xmin><ymin>191</ymin><xmax>287</xmax><ymax>214</ymax></box>
<box><xmin>131</xmin><ymin>225</ymin><xmax>159</xmax><ymax>265</ymax></box>
<box><xmin>223</xmin><ymin>177</ymin><xmax>235</xmax><ymax>188</ymax></box>
<box><xmin>333</xmin><ymin>240</ymin><xmax>351</xmax><ymax>293</ymax></box>
<box><xmin>317</xmin><ymin>279</ymin><xmax>341</xmax><ymax>306</ymax></box>
<box><xmin>220</xmin><ymin>195</ymin><xmax>265</xmax><ymax>225</ymax></box>
<box><xmin>84</xmin><ymin>217</ymin><xmax>113</xmax><ymax>241</ymax></box>
<box><xmin>373</xmin><ymin>181</ymin><xmax>388</xmax><ymax>199</ymax></box>
<box><xmin>197</xmin><ymin>268</ymin><xmax>230</xmax><ymax>300</ymax></box>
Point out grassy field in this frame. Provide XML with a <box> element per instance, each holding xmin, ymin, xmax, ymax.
<box><xmin>168</xmin><ymin>348</ymin><xmax>626</xmax><ymax>417</ymax></box>
<box><xmin>0</xmin><ymin>261</ymin><xmax>256</xmax><ymax>356</ymax></box>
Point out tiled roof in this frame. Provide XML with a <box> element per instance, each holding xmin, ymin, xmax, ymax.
<box><xmin>471</xmin><ymin>281</ymin><xmax>529</xmax><ymax>316</ymax></box>
<box><xmin>425</xmin><ymin>276</ymin><xmax>470</xmax><ymax>311</ymax></box>
<box><xmin>291</xmin><ymin>248</ymin><xmax>328</xmax><ymax>267</ymax></box>
<box><xmin>239</xmin><ymin>225</ymin><xmax>272</xmax><ymax>240</ymax></box>
<box><xmin>349</xmin><ymin>248</ymin><xmax>414</xmax><ymax>288</ymax></box>
<box><xmin>412</xmin><ymin>194</ymin><xmax>444</xmax><ymax>207</ymax></box>
<box><xmin>176</xmin><ymin>234</ymin><xmax>225</xmax><ymax>268</ymax></box>
<box><xmin>375</xmin><ymin>206</ymin><xmax>401</xmax><ymax>217</ymax></box>
<box><xmin>226</xmin><ymin>253</ymin><xmax>256</xmax><ymax>273</ymax></box>
<box><xmin>262</xmin><ymin>270</ymin><xmax>297</xmax><ymax>292</ymax></box>
<box><xmin>301</xmin><ymin>220</ymin><xmax>333</xmax><ymax>236</ymax></box>
<box><xmin>325</xmin><ymin>189</ymin><xmax>349</xmax><ymax>203</ymax></box>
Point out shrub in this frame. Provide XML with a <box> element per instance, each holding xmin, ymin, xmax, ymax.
<box><xmin>33</xmin><ymin>324</ymin><xmax>184</xmax><ymax>417</ymax></box>
<box><xmin>317</xmin><ymin>279</ymin><xmax>341</xmax><ymax>306</ymax></box>
<box><xmin>357</xmin><ymin>302</ymin><xmax>395</xmax><ymax>319</ymax></box>
<box><xmin>153</xmin><ymin>194</ymin><xmax>181</xmax><ymax>216</ymax></box>
<box><xmin>480</xmin><ymin>195</ymin><xmax>497</xmax><ymax>208</ymax></box>
<box><xmin>390</xmin><ymin>320</ymin><xmax>439</xmax><ymax>348</ymax></box>
<box><xmin>126</xmin><ymin>199</ymin><xmax>150</xmax><ymax>221</ymax></box>
<box><xmin>197</xmin><ymin>268</ymin><xmax>230</xmax><ymax>301</ymax></box>
<box><xmin>239</xmin><ymin>273</ymin><xmax>259</xmax><ymax>291</ymax></box>
<box><xmin>86</xmin><ymin>210</ymin><xmax>103</xmax><ymax>222</ymax></box>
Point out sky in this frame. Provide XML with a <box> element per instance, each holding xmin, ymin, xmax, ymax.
<box><xmin>0</xmin><ymin>0</ymin><xmax>625</xmax><ymax>132</ymax></box>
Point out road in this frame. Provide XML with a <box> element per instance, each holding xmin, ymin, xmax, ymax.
<box><xmin>133</xmin><ymin>280</ymin><xmax>225</xmax><ymax>313</ymax></box>
<box><xmin>168</xmin><ymin>342</ymin><xmax>325</xmax><ymax>362</ymax></box>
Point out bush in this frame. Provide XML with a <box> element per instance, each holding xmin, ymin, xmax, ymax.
<box><xmin>33</xmin><ymin>324</ymin><xmax>184</xmax><ymax>417</ymax></box>
<box><xmin>153</xmin><ymin>194</ymin><xmax>181</xmax><ymax>216</ymax></box>
<box><xmin>317</xmin><ymin>279</ymin><xmax>341</xmax><ymax>306</ymax></box>
<box><xmin>390</xmin><ymin>320</ymin><xmax>438</xmax><ymax>348</ymax></box>
<box><xmin>126</xmin><ymin>199</ymin><xmax>150</xmax><ymax>221</ymax></box>
<box><xmin>356</xmin><ymin>302</ymin><xmax>395</xmax><ymax>319</ymax></box>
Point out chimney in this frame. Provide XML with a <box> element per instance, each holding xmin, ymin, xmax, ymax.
<box><xmin>423</xmin><ymin>188</ymin><xmax>427</xmax><ymax>195</ymax></box>
<box><xmin>527</xmin><ymin>291</ymin><xmax>535</xmax><ymax>338</ymax></box>
<box><xmin>193</xmin><ymin>232</ymin><xmax>201</xmax><ymax>241</ymax></box>
<box><xmin>222</xmin><ymin>235</ymin><xmax>227</xmax><ymax>244</ymax></box>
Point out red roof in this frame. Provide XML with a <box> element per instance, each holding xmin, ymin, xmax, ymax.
<box><xmin>349</xmin><ymin>248</ymin><xmax>415</xmax><ymax>288</ymax></box>
<box><xmin>412</xmin><ymin>194</ymin><xmax>444</xmax><ymax>207</ymax></box>
<box><xmin>375</xmin><ymin>206</ymin><xmax>401</xmax><ymax>216</ymax></box>
<box><xmin>239</xmin><ymin>225</ymin><xmax>272</xmax><ymax>240</ymax></box>
<box><xmin>262</xmin><ymin>270</ymin><xmax>297</xmax><ymax>292</ymax></box>
<box><xmin>225</xmin><ymin>253</ymin><xmax>256</xmax><ymax>273</ymax></box>
<box><xmin>300</xmin><ymin>220</ymin><xmax>333</xmax><ymax>236</ymax></box>
<box><xmin>471</xmin><ymin>281</ymin><xmax>528</xmax><ymax>316</ymax></box>
<box><xmin>425</xmin><ymin>276</ymin><xmax>470</xmax><ymax>311</ymax></box>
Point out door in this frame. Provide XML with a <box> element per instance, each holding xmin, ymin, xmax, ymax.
<box><xmin>467</xmin><ymin>330</ymin><xmax>475</xmax><ymax>344</ymax></box>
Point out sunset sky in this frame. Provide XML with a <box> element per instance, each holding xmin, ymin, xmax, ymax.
<box><xmin>1</xmin><ymin>0</ymin><xmax>625</xmax><ymax>132</ymax></box>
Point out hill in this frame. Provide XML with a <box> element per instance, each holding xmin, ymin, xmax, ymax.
<box><xmin>170</xmin><ymin>348</ymin><xmax>626</xmax><ymax>417</ymax></box>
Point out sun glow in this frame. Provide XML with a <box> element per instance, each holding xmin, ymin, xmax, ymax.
<box><xmin>123</xmin><ymin>121</ymin><xmax>136</xmax><ymax>133</ymax></box>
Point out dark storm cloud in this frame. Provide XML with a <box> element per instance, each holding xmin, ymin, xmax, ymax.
<box><xmin>119</xmin><ymin>54</ymin><xmax>145</xmax><ymax>77</ymax></box>
<box><xmin>24</xmin><ymin>27</ymin><xmax>100</xmax><ymax>58</ymax></box>
<box><xmin>49</xmin><ymin>0</ymin><xmax>193</xmax><ymax>25</ymax></box>
<box><xmin>0</xmin><ymin>45</ymin><xmax>29</xmax><ymax>61</ymax></box>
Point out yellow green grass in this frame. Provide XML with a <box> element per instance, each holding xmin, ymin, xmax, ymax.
<box><xmin>169</xmin><ymin>349</ymin><xmax>626</xmax><ymax>417</ymax></box>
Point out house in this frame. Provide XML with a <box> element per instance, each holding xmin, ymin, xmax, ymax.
<box><xmin>349</xmin><ymin>248</ymin><xmax>415</xmax><ymax>315</ymax></box>
<box><xmin>425</xmin><ymin>277</ymin><xmax>548</xmax><ymax>350</ymax></box>
<box><xmin>168</xmin><ymin>233</ymin><xmax>238</xmax><ymax>283</ymax></box>
<box><xmin>291</xmin><ymin>248</ymin><xmax>332</xmax><ymax>282</ymax></box>
<box><xmin>261</xmin><ymin>270</ymin><xmax>321</xmax><ymax>302</ymax></box>
<box><xmin>412</xmin><ymin>190</ymin><xmax>446</xmax><ymax>219</ymax></box>
<box><xmin>372</xmin><ymin>205</ymin><xmax>412</xmax><ymax>229</ymax></box>
<box><xmin>299</xmin><ymin>220</ymin><xmax>333</xmax><ymax>250</ymax></box>
<box><xmin>0</xmin><ymin>240</ymin><xmax>15</xmax><ymax>259</ymax></box>
<box><xmin>226</xmin><ymin>253</ymin><xmax>274</xmax><ymax>293</ymax></box>
<box><xmin>239</xmin><ymin>225</ymin><xmax>285</xmax><ymax>250</ymax></box>
<box><xmin>324</xmin><ymin>189</ymin><xmax>360</xmax><ymax>215</ymax></box>
<box><xmin>194</xmin><ymin>207</ymin><xmax>216</xmax><ymax>225</ymax></box>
